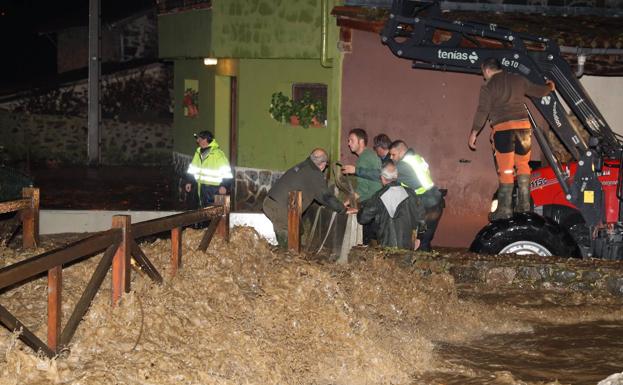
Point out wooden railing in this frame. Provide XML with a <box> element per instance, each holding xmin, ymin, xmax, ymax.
<box><xmin>0</xmin><ymin>195</ymin><xmax>230</xmax><ymax>357</ymax></box>
<box><xmin>0</xmin><ymin>188</ymin><xmax>39</xmax><ymax>249</ymax></box>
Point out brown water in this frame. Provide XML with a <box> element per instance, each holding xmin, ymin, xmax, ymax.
<box><xmin>415</xmin><ymin>321</ymin><xmax>623</xmax><ymax>385</ymax></box>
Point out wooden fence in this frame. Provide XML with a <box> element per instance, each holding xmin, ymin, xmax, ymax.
<box><xmin>0</xmin><ymin>188</ymin><xmax>39</xmax><ymax>249</ymax></box>
<box><xmin>0</xmin><ymin>194</ymin><xmax>230</xmax><ymax>358</ymax></box>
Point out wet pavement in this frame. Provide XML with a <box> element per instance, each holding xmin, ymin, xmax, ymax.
<box><xmin>30</xmin><ymin>166</ymin><xmax>188</xmax><ymax>211</ymax></box>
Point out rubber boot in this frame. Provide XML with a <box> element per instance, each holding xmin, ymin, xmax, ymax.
<box><xmin>489</xmin><ymin>183</ymin><xmax>513</xmax><ymax>221</ymax></box>
<box><xmin>515</xmin><ymin>174</ymin><xmax>531</xmax><ymax>213</ymax></box>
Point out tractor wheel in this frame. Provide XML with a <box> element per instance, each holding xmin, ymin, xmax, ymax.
<box><xmin>470</xmin><ymin>212</ymin><xmax>580</xmax><ymax>257</ymax></box>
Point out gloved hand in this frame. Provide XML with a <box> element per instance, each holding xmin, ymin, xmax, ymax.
<box><xmin>546</xmin><ymin>79</ymin><xmax>556</xmax><ymax>92</ymax></box>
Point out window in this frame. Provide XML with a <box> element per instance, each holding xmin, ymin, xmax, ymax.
<box><xmin>292</xmin><ymin>83</ymin><xmax>328</xmax><ymax>123</ymax></box>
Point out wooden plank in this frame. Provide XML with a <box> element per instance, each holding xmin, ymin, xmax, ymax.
<box><xmin>47</xmin><ymin>266</ymin><xmax>62</xmax><ymax>352</ymax></box>
<box><xmin>132</xmin><ymin>206</ymin><xmax>222</xmax><ymax>238</ymax></box>
<box><xmin>130</xmin><ymin>240</ymin><xmax>163</xmax><ymax>284</ymax></box>
<box><xmin>112</xmin><ymin>215</ymin><xmax>131</xmax><ymax>306</ymax></box>
<box><xmin>214</xmin><ymin>195</ymin><xmax>230</xmax><ymax>242</ymax></box>
<box><xmin>0</xmin><ymin>199</ymin><xmax>30</xmax><ymax>214</ymax></box>
<box><xmin>198</xmin><ymin>218</ymin><xmax>220</xmax><ymax>252</ymax></box>
<box><xmin>288</xmin><ymin>191</ymin><xmax>302</xmax><ymax>254</ymax></box>
<box><xmin>0</xmin><ymin>303</ymin><xmax>55</xmax><ymax>358</ymax></box>
<box><xmin>60</xmin><ymin>243</ymin><xmax>117</xmax><ymax>347</ymax></box>
<box><xmin>22</xmin><ymin>188</ymin><xmax>39</xmax><ymax>249</ymax></box>
<box><xmin>0</xmin><ymin>229</ymin><xmax>121</xmax><ymax>291</ymax></box>
<box><xmin>170</xmin><ymin>227</ymin><xmax>182</xmax><ymax>276</ymax></box>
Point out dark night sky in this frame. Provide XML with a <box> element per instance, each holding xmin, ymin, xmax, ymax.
<box><xmin>0</xmin><ymin>0</ymin><xmax>154</xmax><ymax>91</ymax></box>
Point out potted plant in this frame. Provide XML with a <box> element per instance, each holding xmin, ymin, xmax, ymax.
<box><xmin>269</xmin><ymin>91</ymin><xmax>326</xmax><ymax>128</ymax></box>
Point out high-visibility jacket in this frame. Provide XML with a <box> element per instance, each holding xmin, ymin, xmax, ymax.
<box><xmin>397</xmin><ymin>150</ymin><xmax>442</xmax><ymax>210</ymax></box>
<box><xmin>400</xmin><ymin>153</ymin><xmax>434</xmax><ymax>195</ymax></box>
<box><xmin>187</xmin><ymin>140</ymin><xmax>233</xmax><ymax>188</ymax></box>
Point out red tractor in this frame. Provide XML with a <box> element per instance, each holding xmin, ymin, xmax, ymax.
<box><xmin>382</xmin><ymin>0</ymin><xmax>623</xmax><ymax>259</ymax></box>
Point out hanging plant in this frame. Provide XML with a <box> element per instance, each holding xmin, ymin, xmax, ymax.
<box><xmin>269</xmin><ymin>91</ymin><xmax>326</xmax><ymax>128</ymax></box>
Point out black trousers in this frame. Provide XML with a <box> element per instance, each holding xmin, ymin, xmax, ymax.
<box><xmin>199</xmin><ymin>184</ymin><xmax>220</xmax><ymax>207</ymax></box>
<box><xmin>419</xmin><ymin>200</ymin><xmax>444</xmax><ymax>252</ymax></box>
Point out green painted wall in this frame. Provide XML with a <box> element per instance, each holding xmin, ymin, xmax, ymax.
<box><xmin>211</xmin><ymin>0</ymin><xmax>322</xmax><ymax>58</ymax></box>
<box><xmin>159</xmin><ymin>0</ymin><xmax>335</xmax><ymax>59</ymax></box>
<box><xmin>173</xmin><ymin>60</ymin><xmax>216</xmax><ymax>155</ymax></box>
<box><xmin>159</xmin><ymin>9</ymin><xmax>212</xmax><ymax>58</ymax></box>
<box><xmin>237</xmin><ymin>58</ymin><xmax>341</xmax><ymax>171</ymax></box>
<box><xmin>162</xmin><ymin>0</ymin><xmax>343</xmax><ymax>170</ymax></box>
<box><xmin>214</xmin><ymin>75</ymin><xmax>231</xmax><ymax>157</ymax></box>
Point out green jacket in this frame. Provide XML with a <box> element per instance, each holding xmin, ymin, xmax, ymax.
<box><xmin>355</xmin><ymin>148</ymin><xmax>382</xmax><ymax>202</ymax></box>
<box><xmin>187</xmin><ymin>140</ymin><xmax>232</xmax><ymax>189</ymax></box>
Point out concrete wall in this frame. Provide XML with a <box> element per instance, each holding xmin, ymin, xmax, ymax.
<box><xmin>0</xmin><ymin>111</ymin><xmax>172</xmax><ymax>165</ymax></box>
<box><xmin>341</xmin><ymin>30</ymin><xmax>497</xmax><ymax>248</ymax></box>
<box><xmin>580</xmin><ymin>76</ymin><xmax>623</xmax><ymax>134</ymax></box>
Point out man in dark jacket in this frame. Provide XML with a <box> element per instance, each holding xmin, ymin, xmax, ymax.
<box><xmin>263</xmin><ymin>148</ymin><xmax>348</xmax><ymax>245</ymax></box>
<box><xmin>357</xmin><ymin>161</ymin><xmax>425</xmax><ymax>250</ymax></box>
<box><xmin>468</xmin><ymin>57</ymin><xmax>555</xmax><ymax>220</ymax></box>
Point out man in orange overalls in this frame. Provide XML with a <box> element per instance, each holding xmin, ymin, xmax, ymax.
<box><xmin>468</xmin><ymin>57</ymin><xmax>555</xmax><ymax>221</ymax></box>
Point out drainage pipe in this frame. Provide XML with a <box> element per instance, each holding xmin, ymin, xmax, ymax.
<box><xmin>559</xmin><ymin>46</ymin><xmax>623</xmax><ymax>77</ymax></box>
<box><xmin>321</xmin><ymin>0</ymin><xmax>334</xmax><ymax>68</ymax></box>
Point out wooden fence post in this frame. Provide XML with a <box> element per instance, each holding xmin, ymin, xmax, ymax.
<box><xmin>215</xmin><ymin>195</ymin><xmax>230</xmax><ymax>242</ymax></box>
<box><xmin>47</xmin><ymin>266</ymin><xmax>62</xmax><ymax>352</ymax></box>
<box><xmin>170</xmin><ymin>227</ymin><xmax>182</xmax><ymax>276</ymax></box>
<box><xmin>111</xmin><ymin>215</ymin><xmax>131</xmax><ymax>306</ymax></box>
<box><xmin>22</xmin><ymin>188</ymin><xmax>39</xmax><ymax>249</ymax></box>
<box><xmin>288</xmin><ymin>191</ymin><xmax>302</xmax><ymax>254</ymax></box>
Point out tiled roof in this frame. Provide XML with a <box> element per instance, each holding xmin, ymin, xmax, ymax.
<box><xmin>333</xmin><ymin>6</ymin><xmax>623</xmax><ymax>75</ymax></box>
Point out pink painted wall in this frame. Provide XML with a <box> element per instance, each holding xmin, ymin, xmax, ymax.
<box><xmin>341</xmin><ymin>30</ymin><xmax>499</xmax><ymax>248</ymax></box>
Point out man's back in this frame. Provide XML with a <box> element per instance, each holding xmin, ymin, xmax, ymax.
<box><xmin>358</xmin><ymin>182</ymin><xmax>425</xmax><ymax>249</ymax></box>
<box><xmin>479</xmin><ymin>71</ymin><xmax>551</xmax><ymax>126</ymax></box>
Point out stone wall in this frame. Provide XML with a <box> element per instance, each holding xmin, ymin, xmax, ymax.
<box><xmin>350</xmin><ymin>247</ymin><xmax>623</xmax><ymax>298</ymax></box>
<box><xmin>4</xmin><ymin>63</ymin><xmax>172</xmax><ymax>122</ymax></box>
<box><xmin>0</xmin><ymin>111</ymin><xmax>172</xmax><ymax>166</ymax></box>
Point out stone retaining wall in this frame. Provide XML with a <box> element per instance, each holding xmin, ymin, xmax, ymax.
<box><xmin>350</xmin><ymin>248</ymin><xmax>623</xmax><ymax>297</ymax></box>
<box><xmin>0</xmin><ymin>111</ymin><xmax>172</xmax><ymax>165</ymax></box>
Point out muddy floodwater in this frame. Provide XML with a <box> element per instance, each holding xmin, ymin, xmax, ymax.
<box><xmin>1</xmin><ymin>228</ymin><xmax>622</xmax><ymax>385</ymax></box>
<box><xmin>419</xmin><ymin>321</ymin><xmax>623</xmax><ymax>385</ymax></box>
<box><xmin>1</xmin><ymin>166</ymin><xmax>622</xmax><ymax>384</ymax></box>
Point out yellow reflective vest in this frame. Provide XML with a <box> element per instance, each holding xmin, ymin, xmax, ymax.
<box><xmin>401</xmin><ymin>153</ymin><xmax>434</xmax><ymax>195</ymax></box>
<box><xmin>187</xmin><ymin>140</ymin><xmax>233</xmax><ymax>188</ymax></box>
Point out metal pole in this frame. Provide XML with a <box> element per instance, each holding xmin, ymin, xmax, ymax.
<box><xmin>88</xmin><ymin>0</ymin><xmax>101</xmax><ymax>165</ymax></box>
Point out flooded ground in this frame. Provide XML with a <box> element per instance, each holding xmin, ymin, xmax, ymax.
<box><xmin>31</xmin><ymin>166</ymin><xmax>185</xmax><ymax>210</ymax></box>
<box><xmin>1</xmin><ymin>166</ymin><xmax>622</xmax><ymax>384</ymax></box>
<box><xmin>419</xmin><ymin>321</ymin><xmax>623</xmax><ymax>385</ymax></box>
<box><xmin>1</xmin><ymin>228</ymin><xmax>622</xmax><ymax>385</ymax></box>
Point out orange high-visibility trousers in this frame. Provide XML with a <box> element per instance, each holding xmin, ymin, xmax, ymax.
<box><xmin>491</xmin><ymin>120</ymin><xmax>532</xmax><ymax>184</ymax></box>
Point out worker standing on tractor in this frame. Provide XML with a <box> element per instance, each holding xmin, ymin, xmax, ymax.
<box><xmin>468</xmin><ymin>57</ymin><xmax>555</xmax><ymax>221</ymax></box>
<box><xmin>185</xmin><ymin>130</ymin><xmax>233</xmax><ymax>207</ymax></box>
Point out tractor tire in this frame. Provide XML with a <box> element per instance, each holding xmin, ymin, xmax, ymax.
<box><xmin>470</xmin><ymin>212</ymin><xmax>580</xmax><ymax>257</ymax></box>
